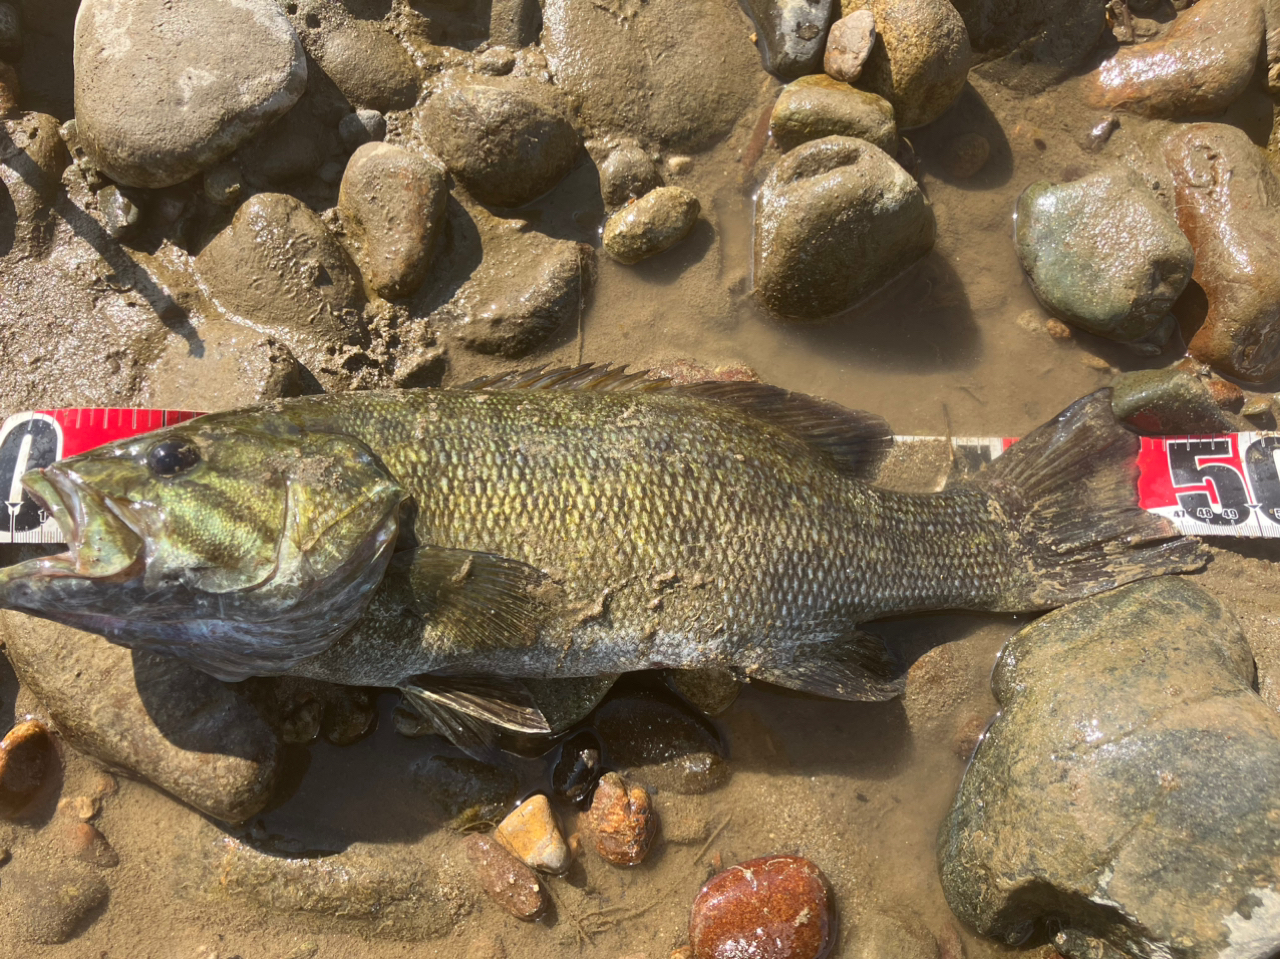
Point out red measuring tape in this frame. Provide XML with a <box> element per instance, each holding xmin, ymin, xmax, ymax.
<box><xmin>1</xmin><ymin>409</ymin><xmax>1277</xmax><ymax>543</ymax></box>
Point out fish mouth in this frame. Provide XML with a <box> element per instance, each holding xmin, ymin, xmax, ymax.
<box><xmin>12</xmin><ymin>467</ymin><xmax>144</xmax><ymax>581</ymax></box>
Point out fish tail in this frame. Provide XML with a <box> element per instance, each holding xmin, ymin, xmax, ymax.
<box><xmin>977</xmin><ymin>389</ymin><xmax>1209</xmax><ymax>611</ymax></box>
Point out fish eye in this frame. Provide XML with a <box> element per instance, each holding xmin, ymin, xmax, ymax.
<box><xmin>147</xmin><ymin>439</ymin><xmax>201</xmax><ymax>477</ymax></box>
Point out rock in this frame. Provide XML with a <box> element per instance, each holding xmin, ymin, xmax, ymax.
<box><xmin>846</xmin><ymin>0</ymin><xmax>969</xmax><ymax>128</ymax></box>
<box><xmin>203</xmin><ymin>161</ymin><xmax>244</xmax><ymax>205</ymax></box>
<box><xmin>602</xmin><ymin>186</ymin><xmax>700</xmax><ymax>264</ymax></box>
<box><xmin>97</xmin><ymin>184</ymin><xmax>140</xmax><ymax>239</ymax></box>
<box><xmin>744</xmin><ymin>0</ymin><xmax>835</xmax><ymax>78</ymax></box>
<box><xmin>417</xmin><ymin>78</ymin><xmax>579</xmax><ymax>208</ymax></box>
<box><xmin>0</xmin><ymin>2</ymin><xmax>20</xmax><ymax>60</ymax></box>
<box><xmin>0</xmin><ymin>612</ymin><xmax>279</xmax><ymax>822</ymax></box>
<box><xmin>769</xmin><ymin>74</ymin><xmax>897</xmax><ymax>154</ymax></box>
<box><xmin>0</xmin><ymin>718</ymin><xmax>52</xmax><ymax>817</ymax></box>
<box><xmin>233</xmin><ymin>101</ymin><xmax>327</xmax><ymax>186</ymax></box>
<box><xmin>291</xmin><ymin>2</ymin><xmax>419</xmax><ymax>112</ymax></box>
<box><xmin>1085</xmin><ymin>0</ymin><xmax>1264</xmax><ymax>118</ymax></box>
<box><xmin>940</xmin><ymin>131</ymin><xmax>989</xmax><ymax>179</ymax></box>
<box><xmin>951</xmin><ymin>0</ymin><xmax>1107</xmax><ymax>93</ymax></box>
<box><xmin>940</xmin><ymin>577</ymin><xmax>1280</xmax><ymax>959</ymax></box>
<box><xmin>542</xmin><ymin>0</ymin><xmax>759</xmax><ymax>152</ymax></box>
<box><xmin>849</xmin><ymin>909</ymin><xmax>939</xmax><ymax>959</ymax></box>
<box><xmin>146</xmin><ymin>321</ymin><xmax>303</xmax><ymax>411</ymax></box>
<box><xmin>551</xmin><ymin>731</ymin><xmax>603</xmax><ymax>805</ymax></box>
<box><xmin>592</xmin><ymin>689</ymin><xmax>723</xmax><ymax>769</ymax></box>
<box><xmin>825</xmin><ymin>9</ymin><xmax>876</xmax><ymax>82</ymax></box>
<box><xmin>0</xmin><ymin>857</ymin><xmax>109</xmax><ymax>944</ymax></box>
<box><xmin>73</xmin><ymin>0</ymin><xmax>307</xmax><ymax>188</ymax></box>
<box><xmin>195</xmin><ymin>192</ymin><xmax>366</xmax><ymax>388</ymax></box>
<box><xmin>442</xmin><ymin>227</ymin><xmax>594</xmax><ymax>357</ymax></box>
<box><xmin>0</xmin><ymin>61</ymin><xmax>19</xmax><ymax>118</ymax></box>
<box><xmin>495</xmin><ymin>794</ymin><xmax>570</xmax><ymax>874</ymax></box>
<box><xmin>1013</xmin><ymin>170</ymin><xmax>1194</xmax><ymax>343</ymax></box>
<box><xmin>339</xmin><ymin>108</ymin><xmax>386</xmax><ymax>151</ymax></box>
<box><xmin>1111</xmin><ymin>368</ymin><xmax>1249</xmax><ymax>434</ymax></box>
<box><xmin>2</xmin><ymin>111</ymin><xmax>68</xmax><ymax>217</ymax></box>
<box><xmin>1165</xmin><ymin>124</ymin><xmax>1280</xmax><ymax>383</ymax></box>
<box><xmin>665</xmin><ymin>668</ymin><xmax>740</xmax><ymax>717</ymax></box>
<box><xmin>754</xmin><ymin>135</ymin><xmax>935</xmax><ymax>319</ymax></box>
<box><xmin>463</xmin><ymin>833</ymin><xmax>547</xmax><ymax>920</ymax></box>
<box><xmin>339</xmin><ymin>143</ymin><xmax>448</xmax><ymax>299</ymax></box>
<box><xmin>689</xmin><ymin>855</ymin><xmax>834</xmax><ymax>959</ymax></box>
<box><xmin>246</xmin><ymin>677</ymin><xmax>377</xmax><ymax>747</ymax></box>
<box><xmin>67</xmin><ymin>823</ymin><xmax>119</xmax><ymax>869</ymax></box>
<box><xmin>585</xmin><ymin>772</ymin><xmax>657</xmax><ymax>865</ymax></box>
<box><xmin>407</xmin><ymin>755</ymin><xmax>518</xmax><ymax>831</ymax></box>
<box><xmin>597</xmin><ymin>140</ymin><xmax>662</xmax><ymax>210</ymax></box>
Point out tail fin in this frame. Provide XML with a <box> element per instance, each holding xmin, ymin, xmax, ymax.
<box><xmin>976</xmin><ymin>389</ymin><xmax>1209</xmax><ymax>611</ymax></box>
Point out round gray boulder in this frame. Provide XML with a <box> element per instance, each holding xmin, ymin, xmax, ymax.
<box><xmin>754</xmin><ymin>135</ymin><xmax>935</xmax><ymax>319</ymax></box>
<box><xmin>73</xmin><ymin>0</ymin><xmax>307</xmax><ymax>188</ymax></box>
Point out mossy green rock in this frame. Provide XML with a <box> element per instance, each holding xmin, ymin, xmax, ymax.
<box><xmin>1014</xmin><ymin>170</ymin><xmax>1194</xmax><ymax>342</ymax></box>
<box><xmin>940</xmin><ymin>578</ymin><xmax>1280</xmax><ymax>959</ymax></box>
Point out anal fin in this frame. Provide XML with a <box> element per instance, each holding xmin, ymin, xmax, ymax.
<box><xmin>751</xmin><ymin>631</ymin><xmax>906</xmax><ymax>702</ymax></box>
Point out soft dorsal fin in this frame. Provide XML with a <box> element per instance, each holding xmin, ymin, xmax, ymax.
<box><xmin>456</xmin><ymin>363</ymin><xmax>894</xmax><ymax>479</ymax></box>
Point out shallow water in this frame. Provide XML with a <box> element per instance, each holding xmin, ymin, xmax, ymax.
<box><xmin>6</xmin><ymin>5</ymin><xmax>1280</xmax><ymax>959</ymax></box>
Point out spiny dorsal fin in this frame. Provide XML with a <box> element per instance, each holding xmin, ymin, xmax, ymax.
<box><xmin>456</xmin><ymin>363</ymin><xmax>894</xmax><ymax>479</ymax></box>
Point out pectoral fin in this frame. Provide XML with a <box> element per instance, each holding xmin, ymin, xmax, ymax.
<box><xmin>751</xmin><ymin>631</ymin><xmax>906</xmax><ymax>701</ymax></box>
<box><xmin>399</xmin><ymin>675</ymin><xmax>553</xmax><ymax>759</ymax></box>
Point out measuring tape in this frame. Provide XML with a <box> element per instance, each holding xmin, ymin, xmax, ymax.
<box><xmin>0</xmin><ymin>409</ymin><xmax>1277</xmax><ymax>543</ymax></box>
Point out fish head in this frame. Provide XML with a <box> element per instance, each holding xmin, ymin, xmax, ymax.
<box><xmin>0</xmin><ymin>410</ymin><xmax>407</xmax><ymax>680</ymax></box>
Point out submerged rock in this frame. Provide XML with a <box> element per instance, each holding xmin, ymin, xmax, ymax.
<box><xmin>940</xmin><ymin>577</ymin><xmax>1280</xmax><ymax>959</ymax></box>
<box><xmin>769</xmin><ymin>74</ymin><xmax>897</xmax><ymax>154</ymax></box>
<box><xmin>602</xmin><ymin>186</ymin><xmax>700</xmax><ymax>264</ymax></box>
<box><xmin>0</xmin><ymin>613</ymin><xmax>279</xmax><ymax>822</ymax></box>
<box><xmin>1013</xmin><ymin>170</ymin><xmax>1194</xmax><ymax>343</ymax></box>
<box><xmin>689</xmin><ymin>855</ymin><xmax>834</xmax><ymax>959</ymax></box>
<box><xmin>1165</xmin><ymin>124</ymin><xmax>1280</xmax><ymax>383</ymax></box>
<box><xmin>743</xmin><ymin>0</ymin><xmax>835</xmax><ymax>79</ymax></box>
<box><xmin>417</xmin><ymin>78</ymin><xmax>578</xmax><ymax>208</ymax></box>
<box><xmin>1086</xmin><ymin>0</ymin><xmax>1264</xmax><ymax>118</ymax></box>
<box><xmin>464</xmin><ymin>833</ymin><xmax>547</xmax><ymax>920</ymax></box>
<box><xmin>1111</xmin><ymin>368</ymin><xmax>1248</xmax><ymax>434</ymax></box>
<box><xmin>951</xmin><ymin>0</ymin><xmax>1106</xmax><ymax>92</ymax></box>
<box><xmin>825</xmin><ymin>9</ymin><xmax>876</xmax><ymax>83</ymax></box>
<box><xmin>0</xmin><ymin>719</ymin><xmax>52</xmax><ymax>818</ymax></box>
<box><xmin>1</xmin><ymin>857</ymin><xmax>109</xmax><ymax>945</ymax></box>
<box><xmin>586</xmin><ymin>772</ymin><xmax>656</xmax><ymax>865</ymax></box>
<box><xmin>754</xmin><ymin>135</ymin><xmax>935</xmax><ymax>319</ymax></box>
<box><xmin>73</xmin><ymin>0</ymin><xmax>307</xmax><ymax>188</ymax></box>
<box><xmin>495</xmin><ymin>794</ymin><xmax>570</xmax><ymax>874</ymax></box>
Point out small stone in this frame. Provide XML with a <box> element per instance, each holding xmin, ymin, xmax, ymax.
<box><xmin>464</xmin><ymin>833</ymin><xmax>547</xmax><ymax>920</ymax></box>
<box><xmin>338</xmin><ymin>109</ymin><xmax>386</xmax><ymax>151</ymax></box>
<box><xmin>408</xmin><ymin>754</ymin><xmax>518</xmax><ymax>831</ymax></box>
<box><xmin>551</xmin><ymin>730</ymin><xmax>603</xmax><ymax>805</ymax></box>
<box><xmin>68</xmin><ymin>822</ymin><xmax>120</xmax><ymax>869</ymax></box>
<box><xmin>476</xmin><ymin>45</ymin><xmax>518</xmax><ymax>76</ymax></box>
<box><xmin>754</xmin><ymin>135</ymin><xmax>935</xmax><ymax>319</ymax></box>
<box><xmin>0</xmin><ymin>3</ymin><xmax>21</xmax><ymax>60</ymax></box>
<box><xmin>1013</xmin><ymin>170</ymin><xmax>1194</xmax><ymax>343</ymax></box>
<box><xmin>602</xmin><ymin>186</ymin><xmax>700</xmax><ymax>264</ymax></box>
<box><xmin>940</xmin><ymin>131</ymin><xmax>989</xmax><ymax>179</ymax></box>
<box><xmin>1110</xmin><ymin>368</ymin><xmax>1247</xmax><ymax>434</ymax></box>
<box><xmin>294</xmin><ymin>2</ymin><xmax>419</xmax><ymax>112</ymax></box>
<box><xmin>586</xmin><ymin>772</ymin><xmax>657</xmax><ymax>866</ymax></box>
<box><xmin>98</xmin><ymin>184</ymin><xmax>141</xmax><ymax>239</ymax></box>
<box><xmin>1166</xmin><ymin>123</ymin><xmax>1280</xmax><ymax>383</ymax></box>
<box><xmin>689</xmin><ymin>855</ymin><xmax>834</xmax><ymax>959</ymax></box>
<box><xmin>58</xmin><ymin>795</ymin><xmax>98</xmax><ymax>822</ymax></box>
<box><xmin>769</xmin><ymin>74</ymin><xmax>897</xmax><ymax>155</ymax></box>
<box><xmin>597</xmin><ymin>140</ymin><xmax>662</xmax><ymax>210</ymax></box>
<box><xmin>1086</xmin><ymin>0</ymin><xmax>1264</xmax><ymax>118</ymax></box>
<box><xmin>495</xmin><ymin>794</ymin><xmax>570</xmax><ymax>874</ymax></box>
<box><xmin>339</xmin><ymin>142</ymin><xmax>448</xmax><ymax>299</ymax></box>
<box><xmin>1079</xmin><ymin>354</ymin><xmax>1114</xmax><ymax>372</ymax></box>
<box><xmin>825</xmin><ymin>9</ymin><xmax>877</xmax><ymax>82</ymax></box>
<box><xmin>1044</xmin><ymin>318</ymin><xmax>1073</xmax><ymax>339</ymax></box>
<box><xmin>665</xmin><ymin>668</ymin><xmax>740</xmax><ymax>717</ymax></box>
<box><xmin>73</xmin><ymin>0</ymin><xmax>307</xmax><ymax>187</ymax></box>
<box><xmin>146</xmin><ymin>321</ymin><xmax>303</xmax><ymax>410</ymax></box>
<box><xmin>744</xmin><ymin>0</ymin><xmax>836</xmax><ymax>78</ymax></box>
<box><xmin>0</xmin><ymin>719</ymin><xmax>52</xmax><ymax>818</ymax></box>
<box><xmin>0</xmin><ymin>858</ymin><xmax>109</xmax><ymax>944</ymax></box>
<box><xmin>416</xmin><ymin>78</ymin><xmax>579</xmax><ymax>208</ymax></box>
<box><xmin>849</xmin><ymin>0</ymin><xmax>971</xmax><ymax>129</ymax></box>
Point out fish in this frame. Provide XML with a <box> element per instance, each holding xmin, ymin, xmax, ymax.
<box><xmin>0</xmin><ymin>365</ymin><xmax>1207</xmax><ymax>750</ymax></box>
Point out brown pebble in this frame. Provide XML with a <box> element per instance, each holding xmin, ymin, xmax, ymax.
<box><xmin>1044</xmin><ymin>318</ymin><xmax>1073</xmax><ymax>340</ymax></box>
<box><xmin>824</xmin><ymin>9</ymin><xmax>876</xmax><ymax>83</ymax></box>
<box><xmin>69</xmin><ymin>822</ymin><xmax>119</xmax><ymax>868</ymax></box>
<box><xmin>58</xmin><ymin>794</ymin><xmax>98</xmax><ymax>822</ymax></box>
<box><xmin>1080</xmin><ymin>354</ymin><xmax>1113</xmax><ymax>372</ymax></box>
<box><xmin>941</xmin><ymin>132</ymin><xmax>990</xmax><ymax>179</ymax></box>
<box><xmin>463</xmin><ymin>833</ymin><xmax>547</xmax><ymax>920</ymax></box>
<box><xmin>495</xmin><ymin>793</ymin><xmax>570</xmax><ymax>874</ymax></box>
<box><xmin>586</xmin><ymin>772</ymin><xmax>657</xmax><ymax>866</ymax></box>
<box><xmin>0</xmin><ymin>718</ymin><xmax>53</xmax><ymax>817</ymax></box>
<box><xmin>689</xmin><ymin>855</ymin><xmax>834</xmax><ymax>959</ymax></box>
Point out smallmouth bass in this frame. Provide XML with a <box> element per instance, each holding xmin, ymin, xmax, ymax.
<box><xmin>0</xmin><ymin>366</ymin><xmax>1206</xmax><ymax>747</ymax></box>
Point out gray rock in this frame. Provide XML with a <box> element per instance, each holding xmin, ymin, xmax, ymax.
<box><xmin>0</xmin><ymin>612</ymin><xmax>279</xmax><ymax>822</ymax></box>
<box><xmin>0</xmin><ymin>3</ymin><xmax>21</xmax><ymax>61</ymax></box>
<box><xmin>97</xmin><ymin>184</ymin><xmax>140</xmax><ymax>239</ymax></box>
<box><xmin>339</xmin><ymin>108</ymin><xmax>387</xmax><ymax>150</ymax></box>
<box><xmin>145</xmin><ymin>321</ymin><xmax>303</xmax><ymax>410</ymax></box>
<box><xmin>846</xmin><ymin>0</ymin><xmax>970</xmax><ymax>128</ymax></box>
<box><xmin>408</xmin><ymin>754</ymin><xmax>518</xmax><ymax>831</ymax></box>
<box><xmin>542</xmin><ymin>0</ymin><xmax>759</xmax><ymax>152</ymax></box>
<box><xmin>416</xmin><ymin>78</ymin><xmax>578</xmax><ymax>208</ymax></box>
<box><xmin>233</xmin><ymin>100</ymin><xmax>328</xmax><ymax>186</ymax></box>
<box><xmin>951</xmin><ymin>0</ymin><xmax>1107</xmax><ymax>93</ymax></box>
<box><xmin>744</xmin><ymin>0</ymin><xmax>835</xmax><ymax>78</ymax></box>
<box><xmin>0</xmin><ymin>857</ymin><xmax>109</xmax><ymax>944</ymax></box>
<box><xmin>825</xmin><ymin>9</ymin><xmax>876</xmax><ymax>82</ymax></box>
<box><xmin>754</xmin><ymin>135</ymin><xmax>935</xmax><ymax>319</ymax></box>
<box><xmin>602</xmin><ymin>185</ymin><xmax>700</xmax><ymax>264</ymax></box>
<box><xmin>940</xmin><ymin>577</ymin><xmax>1280</xmax><ymax>959</ymax></box>
<box><xmin>769</xmin><ymin>73</ymin><xmax>897</xmax><ymax>154</ymax></box>
<box><xmin>338</xmin><ymin>142</ymin><xmax>448</xmax><ymax>299</ymax></box>
<box><xmin>195</xmin><ymin>192</ymin><xmax>366</xmax><ymax>389</ymax></box>
<box><xmin>1110</xmin><ymin>368</ymin><xmax>1248</xmax><ymax>435</ymax></box>
<box><xmin>73</xmin><ymin>0</ymin><xmax>306</xmax><ymax>188</ymax></box>
<box><xmin>1013</xmin><ymin>170</ymin><xmax>1194</xmax><ymax>343</ymax></box>
<box><xmin>290</xmin><ymin>1</ymin><xmax>419</xmax><ymax>112</ymax></box>
<box><xmin>596</xmin><ymin>140</ymin><xmax>662</xmax><ymax>210</ymax></box>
